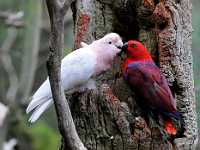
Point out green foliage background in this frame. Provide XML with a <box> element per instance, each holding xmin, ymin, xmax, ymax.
<box><xmin>29</xmin><ymin>121</ymin><xmax>60</xmax><ymax>150</ymax></box>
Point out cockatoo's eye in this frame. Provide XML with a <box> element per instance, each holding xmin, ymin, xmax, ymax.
<box><xmin>108</xmin><ymin>41</ymin><xmax>112</xmax><ymax>44</ymax></box>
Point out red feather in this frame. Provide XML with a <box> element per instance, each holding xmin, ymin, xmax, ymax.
<box><xmin>123</xmin><ymin>61</ymin><xmax>176</xmax><ymax>112</ymax></box>
<box><xmin>122</xmin><ymin>40</ymin><xmax>178</xmax><ymax>135</ymax></box>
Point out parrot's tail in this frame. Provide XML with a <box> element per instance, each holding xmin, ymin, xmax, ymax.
<box><xmin>163</xmin><ymin>111</ymin><xmax>185</xmax><ymax>136</ymax></box>
<box><xmin>164</xmin><ymin>118</ymin><xmax>176</xmax><ymax>135</ymax></box>
<box><xmin>26</xmin><ymin>96</ymin><xmax>53</xmax><ymax>123</ymax></box>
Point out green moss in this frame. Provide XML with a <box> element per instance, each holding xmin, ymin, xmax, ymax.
<box><xmin>64</xmin><ymin>48</ymin><xmax>71</xmax><ymax>55</ymax></box>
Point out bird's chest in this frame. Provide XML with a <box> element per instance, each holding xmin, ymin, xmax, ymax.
<box><xmin>123</xmin><ymin>69</ymin><xmax>142</xmax><ymax>87</ymax></box>
<box><xmin>94</xmin><ymin>54</ymin><xmax>113</xmax><ymax>75</ymax></box>
<box><xmin>123</xmin><ymin>62</ymin><xmax>150</xmax><ymax>86</ymax></box>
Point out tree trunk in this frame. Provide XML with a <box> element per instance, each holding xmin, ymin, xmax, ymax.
<box><xmin>63</xmin><ymin>0</ymin><xmax>198</xmax><ymax>149</ymax></box>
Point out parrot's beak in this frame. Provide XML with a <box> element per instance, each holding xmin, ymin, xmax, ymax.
<box><xmin>118</xmin><ymin>42</ymin><xmax>128</xmax><ymax>57</ymax></box>
<box><xmin>117</xmin><ymin>46</ymin><xmax>122</xmax><ymax>49</ymax></box>
<box><xmin>122</xmin><ymin>42</ymin><xmax>128</xmax><ymax>51</ymax></box>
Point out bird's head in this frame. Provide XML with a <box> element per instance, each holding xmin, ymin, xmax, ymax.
<box><xmin>96</xmin><ymin>33</ymin><xmax>123</xmax><ymax>54</ymax></box>
<box><xmin>121</xmin><ymin>40</ymin><xmax>152</xmax><ymax>60</ymax></box>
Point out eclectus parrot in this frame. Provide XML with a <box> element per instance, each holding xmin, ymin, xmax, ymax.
<box><xmin>121</xmin><ymin>40</ymin><xmax>181</xmax><ymax>135</ymax></box>
<box><xmin>26</xmin><ymin>33</ymin><xmax>123</xmax><ymax>123</ymax></box>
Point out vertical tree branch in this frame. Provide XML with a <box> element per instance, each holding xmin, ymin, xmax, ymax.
<box><xmin>0</xmin><ymin>28</ymin><xmax>18</xmax><ymax>104</ymax></box>
<box><xmin>46</xmin><ymin>0</ymin><xmax>87</xmax><ymax>149</ymax></box>
<box><xmin>0</xmin><ymin>10</ymin><xmax>23</xmax><ymax>150</ymax></box>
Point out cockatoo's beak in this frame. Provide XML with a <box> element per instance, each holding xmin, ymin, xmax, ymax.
<box><xmin>118</xmin><ymin>42</ymin><xmax>128</xmax><ymax>56</ymax></box>
<box><xmin>117</xmin><ymin>46</ymin><xmax>122</xmax><ymax>49</ymax></box>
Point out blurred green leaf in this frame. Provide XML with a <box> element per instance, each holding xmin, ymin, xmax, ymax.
<box><xmin>29</xmin><ymin>121</ymin><xmax>60</xmax><ymax>150</ymax></box>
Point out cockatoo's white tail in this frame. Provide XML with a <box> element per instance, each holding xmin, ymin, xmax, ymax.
<box><xmin>26</xmin><ymin>79</ymin><xmax>53</xmax><ymax>123</ymax></box>
<box><xmin>28</xmin><ymin>100</ymin><xmax>53</xmax><ymax>123</ymax></box>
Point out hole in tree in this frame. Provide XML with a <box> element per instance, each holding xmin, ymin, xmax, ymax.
<box><xmin>112</xmin><ymin>0</ymin><xmax>140</xmax><ymax>41</ymax></box>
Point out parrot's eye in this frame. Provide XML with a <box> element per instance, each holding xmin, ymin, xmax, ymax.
<box><xmin>108</xmin><ymin>41</ymin><xmax>112</xmax><ymax>44</ymax></box>
<box><xmin>130</xmin><ymin>44</ymin><xmax>136</xmax><ymax>48</ymax></box>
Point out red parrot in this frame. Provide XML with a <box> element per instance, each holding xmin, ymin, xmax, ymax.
<box><xmin>121</xmin><ymin>40</ymin><xmax>181</xmax><ymax>135</ymax></box>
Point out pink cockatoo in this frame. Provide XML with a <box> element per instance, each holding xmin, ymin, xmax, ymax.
<box><xmin>26</xmin><ymin>33</ymin><xmax>123</xmax><ymax>123</ymax></box>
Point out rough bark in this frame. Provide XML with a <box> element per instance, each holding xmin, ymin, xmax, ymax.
<box><xmin>45</xmin><ymin>0</ymin><xmax>87</xmax><ymax>150</ymax></box>
<box><xmin>155</xmin><ymin>0</ymin><xmax>198</xmax><ymax>149</ymax></box>
<box><xmin>66</xmin><ymin>0</ymin><xmax>198</xmax><ymax>150</ymax></box>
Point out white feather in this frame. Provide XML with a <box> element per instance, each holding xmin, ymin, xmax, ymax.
<box><xmin>26</xmin><ymin>33</ymin><xmax>123</xmax><ymax>123</ymax></box>
<box><xmin>27</xmin><ymin>49</ymin><xmax>96</xmax><ymax>123</ymax></box>
<box><xmin>28</xmin><ymin>100</ymin><xmax>53</xmax><ymax>123</ymax></box>
<box><xmin>3</xmin><ymin>138</ymin><xmax>17</xmax><ymax>150</ymax></box>
<box><xmin>80</xmin><ymin>42</ymin><xmax>89</xmax><ymax>47</ymax></box>
<box><xmin>26</xmin><ymin>79</ymin><xmax>51</xmax><ymax>113</ymax></box>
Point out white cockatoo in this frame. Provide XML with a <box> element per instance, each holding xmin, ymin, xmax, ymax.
<box><xmin>26</xmin><ymin>33</ymin><xmax>123</xmax><ymax>123</ymax></box>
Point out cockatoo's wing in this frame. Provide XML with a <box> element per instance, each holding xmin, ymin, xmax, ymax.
<box><xmin>26</xmin><ymin>32</ymin><xmax>123</xmax><ymax>123</ymax></box>
<box><xmin>26</xmin><ymin>47</ymin><xmax>96</xmax><ymax>123</ymax></box>
<box><xmin>60</xmin><ymin>48</ymin><xmax>96</xmax><ymax>90</ymax></box>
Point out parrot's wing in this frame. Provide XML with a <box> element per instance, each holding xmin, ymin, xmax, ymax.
<box><xmin>60</xmin><ymin>48</ymin><xmax>96</xmax><ymax>90</ymax></box>
<box><xmin>126</xmin><ymin>61</ymin><xmax>176</xmax><ymax>112</ymax></box>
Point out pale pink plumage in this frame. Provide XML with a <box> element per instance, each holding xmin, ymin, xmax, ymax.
<box><xmin>26</xmin><ymin>33</ymin><xmax>123</xmax><ymax>123</ymax></box>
